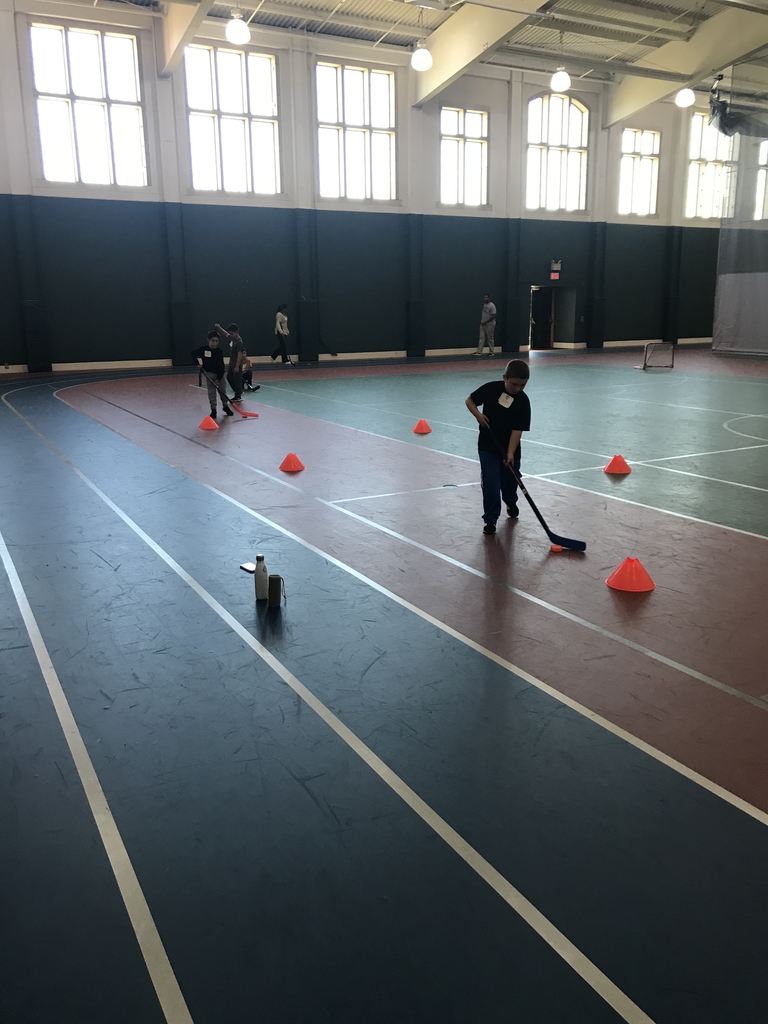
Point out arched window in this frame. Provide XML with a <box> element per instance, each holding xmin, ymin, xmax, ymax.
<box><xmin>526</xmin><ymin>94</ymin><xmax>588</xmax><ymax>212</ymax></box>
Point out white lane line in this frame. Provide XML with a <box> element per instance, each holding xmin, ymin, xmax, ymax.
<box><xmin>320</xmin><ymin>501</ymin><xmax>768</xmax><ymax>713</ymax></box>
<box><xmin>9</xmin><ymin>386</ymin><xmax>768</xmax><ymax>829</ymax></box>
<box><xmin>0</xmin><ymin>531</ymin><xmax>194</xmax><ymax>1024</ymax></box>
<box><xmin>635</xmin><ymin>463</ymin><xmax>768</xmax><ymax>495</ymax></box>
<box><xmin>331</xmin><ymin>482</ymin><xmax>480</xmax><ymax>504</ymax></box>
<box><xmin>723</xmin><ymin>416</ymin><xmax>768</xmax><ymax>443</ymax></box>
<box><xmin>531</xmin><ymin>464</ymin><xmax>608</xmax><ymax>478</ymax></box>
<box><xmin>613</xmin><ymin>396</ymin><xmax>768</xmax><ymax>418</ymax></box>
<box><xmin>4</xmin><ymin>410</ymin><xmax>658</xmax><ymax>1024</ymax></box>
<box><xmin>639</xmin><ymin>442</ymin><xmax>768</xmax><ymax>463</ymax></box>
<box><xmin>42</xmin><ymin>386</ymin><xmax>768</xmax><ymax>687</ymax></box>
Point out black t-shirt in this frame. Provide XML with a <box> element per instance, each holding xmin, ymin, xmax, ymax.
<box><xmin>470</xmin><ymin>381</ymin><xmax>531</xmax><ymax>454</ymax></box>
<box><xmin>191</xmin><ymin>344</ymin><xmax>225</xmax><ymax>379</ymax></box>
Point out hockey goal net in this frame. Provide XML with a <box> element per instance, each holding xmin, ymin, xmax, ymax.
<box><xmin>638</xmin><ymin>342</ymin><xmax>674</xmax><ymax>370</ymax></box>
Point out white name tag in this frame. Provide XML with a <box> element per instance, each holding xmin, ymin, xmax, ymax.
<box><xmin>204</xmin><ymin>350</ymin><xmax>211</xmax><ymax>358</ymax></box>
<box><xmin>498</xmin><ymin>393</ymin><xmax>513</xmax><ymax>408</ymax></box>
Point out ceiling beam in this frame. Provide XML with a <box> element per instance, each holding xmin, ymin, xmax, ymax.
<box><xmin>605</xmin><ymin>7</ymin><xmax>768</xmax><ymax>125</ymax></box>
<box><xmin>490</xmin><ymin>44</ymin><xmax>691</xmax><ymax>81</ymax></box>
<box><xmin>161</xmin><ymin>0</ymin><xmax>215</xmax><ymax>76</ymax></box>
<box><xmin>412</xmin><ymin>0</ymin><xmax>543</xmax><ymax>104</ymax></box>
<box><xmin>249</xmin><ymin>0</ymin><xmax>430</xmax><ymax>36</ymax></box>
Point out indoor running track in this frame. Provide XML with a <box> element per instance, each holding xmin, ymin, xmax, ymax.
<box><xmin>1</xmin><ymin>372</ymin><xmax>767</xmax><ymax>1024</ymax></box>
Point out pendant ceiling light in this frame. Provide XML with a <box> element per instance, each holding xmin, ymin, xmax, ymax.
<box><xmin>411</xmin><ymin>10</ymin><xmax>433</xmax><ymax>71</ymax></box>
<box><xmin>675</xmin><ymin>87</ymin><xmax>696</xmax><ymax>107</ymax></box>
<box><xmin>226</xmin><ymin>9</ymin><xmax>251</xmax><ymax>44</ymax></box>
<box><xmin>550</xmin><ymin>66</ymin><xmax>571</xmax><ymax>92</ymax></box>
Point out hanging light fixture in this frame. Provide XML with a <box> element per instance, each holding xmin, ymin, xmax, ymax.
<box><xmin>550</xmin><ymin>66</ymin><xmax>571</xmax><ymax>92</ymax></box>
<box><xmin>675</xmin><ymin>87</ymin><xmax>696</xmax><ymax>107</ymax></box>
<box><xmin>411</xmin><ymin>10</ymin><xmax>433</xmax><ymax>71</ymax></box>
<box><xmin>226</xmin><ymin>8</ymin><xmax>251</xmax><ymax>44</ymax></box>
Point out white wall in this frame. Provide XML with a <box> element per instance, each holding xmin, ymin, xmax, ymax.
<box><xmin>0</xmin><ymin>0</ymin><xmax>721</xmax><ymax>230</ymax></box>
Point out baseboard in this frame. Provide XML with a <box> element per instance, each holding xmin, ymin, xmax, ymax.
<box><xmin>0</xmin><ymin>364</ymin><xmax>29</xmax><ymax>375</ymax></box>
<box><xmin>604</xmin><ymin>338</ymin><xmax>712</xmax><ymax>349</ymax></box>
<box><xmin>677</xmin><ymin>337</ymin><xmax>712</xmax><ymax>346</ymax></box>
<box><xmin>319</xmin><ymin>350</ymin><xmax>407</xmax><ymax>361</ymax></box>
<box><xmin>51</xmin><ymin>358</ymin><xmax>174</xmax><ymax>371</ymax></box>
<box><xmin>552</xmin><ymin>342</ymin><xmax>587</xmax><ymax>350</ymax></box>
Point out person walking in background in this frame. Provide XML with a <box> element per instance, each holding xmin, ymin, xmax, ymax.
<box><xmin>191</xmin><ymin>331</ymin><xmax>234</xmax><ymax>420</ymax></box>
<box><xmin>271</xmin><ymin>305</ymin><xmax>293</xmax><ymax>365</ymax></box>
<box><xmin>215</xmin><ymin>321</ymin><xmax>246</xmax><ymax>401</ymax></box>
<box><xmin>474</xmin><ymin>293</ymin><xmax>497</xmax><ymax>357</ymax></box>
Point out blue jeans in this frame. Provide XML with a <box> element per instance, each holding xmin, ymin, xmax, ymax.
<box><xmin>479</xmin><ymin>449</ymin><xmax>521</xmax><ymax>523</ymax></box>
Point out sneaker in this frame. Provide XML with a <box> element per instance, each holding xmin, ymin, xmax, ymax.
<box><xmin>210</xmin><ymin>410</ymin><xmax>217</xmax><ymax>420</ymax></box>
<box><xmin>483</xmin><ymin>522</ymin><xmax>496</xmax><ymax>535</ymax></box>
<box><xmin>472</xmin><ymin>352</ymin><xmax>483</xmax><ymax>357</ymax></box>
<box><xmin>507</xmin><ymin>503</ymin><xmax>519</xmax><ymax>518</ymax></box>
<box><xmin>223</xmin><ymin>406</ymin><xmax>234</xmax><ymax>417</ymax></box>
<box><xmin>234</xmin><ymin>394</ymin><xmax>243</xmax><ymax>402</ymax></box>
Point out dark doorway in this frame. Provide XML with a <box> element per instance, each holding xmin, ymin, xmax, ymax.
<box><xmin>529</xmin><ymin>287</ymin><xmax>553</xmax><ymax>350</ymax></box>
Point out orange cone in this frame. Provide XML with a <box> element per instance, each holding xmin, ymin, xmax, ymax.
<box><xmin>606</xmin><ymin>557</ymin><xmax>655</xmax><ymax>592</ymax></box>
<box><xmin>279</xmin><ymin>453</ymin><xmax>305</xmax><ymax>472</ymax></box>
<box><xmin>199</xmin><ymin>415</ymin><xmax>219</xmax><ymax>430</ymax></box>
<box><xmin>413</xmin><ymin>419</ymin><xmax>432</xmax><ymax>434</ymax></box>
<box><xmin>604</xmin><ymin>454</ymin><xmax>631</xmax><ymax>475</ymax></box>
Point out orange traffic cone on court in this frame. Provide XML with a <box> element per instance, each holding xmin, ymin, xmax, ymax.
<box><xmin>606</xmin><ymin>557</ymin><xmax>655</xmax><ymax>592</ymax></box>
<box><xmin>199</xmin><ymin>415</ymin><xmax>219</xmax><ymax>431</ymax></box>
<box><xmin>413</xmin><ymin>419</ymin><xmax>432</xmax><ymax>434</ymax></box>
<box><xmin>280</xmin><ymin>453</ymin><xmax>305</xmax><ymax>472</ymax></box>
<box><xmin>604</xmin><ymin>454</ymin><xmax>631</xmax><ymax>474</ymax></box>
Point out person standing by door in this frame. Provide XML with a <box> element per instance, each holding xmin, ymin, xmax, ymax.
<box><xmin>474</xmin><ymin>294</ymin><xmax>496</xmax><ymax>357</ymax></box>
<box><xmin>271</xmin><ymin>304</ymin><xmax>293</xmax><ymax>365</ymax></box>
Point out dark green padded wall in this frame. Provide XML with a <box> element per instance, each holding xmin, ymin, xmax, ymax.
<box><xmin>0</xmin><ymin>196</ymin><xmax>25</xmax><ymax>366</ymax></box>
<box><xmin>1</xmin><ymin>194</ymin><xmax>721</xmax><ymax>365</ymax></box>
<box><xmin>604</xmin><ymin>224</ymin><xmax>667</xmax><ymax>341</ymax></box>
<box><xmin>31</xmin><ymin>196</ymin><xmax>172</xmax><ymax>363</ymax></box>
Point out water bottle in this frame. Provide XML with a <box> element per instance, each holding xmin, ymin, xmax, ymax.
<box><xmin>254</xmin><ymin>554</ymin><xmax>269</xmax><ymax>600</ymax></box>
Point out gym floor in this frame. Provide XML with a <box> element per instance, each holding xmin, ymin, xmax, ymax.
<box><xmin>1</xmin><ymin>348</ymin><xmax>767</xmax><ymax>1024</ymax></box>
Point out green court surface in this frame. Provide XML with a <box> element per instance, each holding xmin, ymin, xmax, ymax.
<box><xmin>253</xmin><ymin>363</ymin><xmax>768</xmax><ymax>538</ymax></box>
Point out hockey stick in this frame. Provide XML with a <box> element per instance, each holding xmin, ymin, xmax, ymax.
<box><xmin>483</xmin><ymin>427</ymin><xmax>586</xmax><ymax>551</ymax></box>
<box><xmin>200</xmin><ymin>370</ymin><xmax>258</xmax><ymax>419</ymax></box>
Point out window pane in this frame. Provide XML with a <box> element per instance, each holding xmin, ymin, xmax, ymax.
<box><xmin>640</xmin><ymin>130</ymin><xmax>655</xmax><ymax>156</ymax></box>
<box><xmin>689</xmin><ymin>113</ymin><xmax>703</xmax><ymax>160</ymax></box>
<box><xmin>618</xmin><ymin>154</ymin><xmax>633</xmax><ymax>215</ymax></box>
<box><xmin>621</xmin><ymin>129</ymin><xmax>635</xmax><ymax>154</ymax></box>
<box><xmin>755</xmin><ymin>168</ymin><xmax>766</xmax><ymax>220</ymax></box>
<box><xmin>104</xmin><ymin>35</ymin><xmax>139</xmax><ymax>102</ymax></box>
<box><xmin>220</xmin><ymin>117</ymin><xmax>249</xmax><ymax>191</ymax></box>
<box><xmin>68</xmin><ymin>30</ymin><xmax>104</xmax><ymax>99</ymax></box>
<box><xmin>217</xmin><ymin>50</ymin><xmax>245</xmax><ymax>114</ymax></box>
<box><xmin>185</xmin><ymin>47</ymin><xmax>214</xmax><ymax>111</ymax></box>
<box><xmin>189</xmin><ymin>113</ymin><xmax>218</xmax><ymax>189</ymax></box>
<box><xmin>650</xmin><ymin>160</ymin><xmax>658</xmax><ymax>214</ymax></box>
<box><xmin>37</xmin><ymin>97</ymin><xmax>76</xmax><ymax>181</ymax></box>
<box><xmin>30</xmin><ymin>25</ymin><xmax>68</xmax><ymax>95</ymax></box>
<box><xmin>465</xmin><ymin>110</ymin><xmax>483</xmax><ymax>139</ymax></box>
<box><xmin>580</xmin><ymin>106</ymin><xmax>589</xmax><ymax>148</ymax></box>
<box><xmin>343</xmin><ymin>68</ymin><xmax>366</xmax><ymax>126</ymax></box>
<box><xmin>441</xmin><ymin>108</ymin><xmax>458</xmax><ymax>136</ymax></box>
<box><xmin>525</xmin><ymin>146</ymin><xmax>541</xmax><ymax>209</ymax></box>
<box><xmin>252</xmin><ymin>120</ymin><xmax>279</xmax><ymax>194</ymax></box>
<box><xmin>464</xmin><ymin>140</ymin><xmax>483</xmax><ymax>206</ymax></box>
<box><xmin>370</xmin><ymin>72</ymin><xmax>391</xmax><ymax>129</ymax></box>
<box><xmin>344</xmin><ymin>127</ymin><xmax>367</xmax><ymax>199</ymax></box>
<box><xmin>760</xmin><ymin>140</ymin><xmax>768</xmax><ymax>166</ymax></box>
<box><xmin>701</xmin><ymin>121</ymin><xmax>718</xmax><ymax>162</ymax></box>
<box><xmin>527</xmin><ymin>97</ymin><xmax>542</xmax><ymax>144</ymax></box>
<box><xmin>565</xmin><ymin>148</ymin><xmax>581</xmax><ymax>210</ymax></box>
<box><xmin>685</xmin><ymin>162</ymin><xmax>699</xmax><ymax>217</ymax></box>
<box><xmin>316</xmin><ymin>64</ymin><xmax>338</xmax><ymax>123</ymax></box>
<box><xmin>699</xmin><ymin>161</ymin><xmax>715</xmax><ymax>219</ymax></box>
<box><xmin>110</xmin><ymin>104</ymin><xmax>146</xmax><ymax>185</ymax></box>
<box><xmin>74</xmin><ymin>101</ymin><xmax>111</xmax><ymax>183</ymax></box>
<box><xmin>567</xmin><ymin>103</ymin><xmax>582</xmax><ymax>149</ymax></box>
<box><xmin>248</xmin><ymin>55</ymin><xmax>275</xmax><ymax>117</ymax></box>
<box><xmin>548</xmin><ymin>95</ymin><xmax>563</xmax><ymax>146</ymax></box>
<box><xmin>635</xmin><ymin>157</ymin><xmax>653</xmax><ymax>216</ymax></box>
<box><xmin>546</xmin><ymin>147</ymin><xmax>561</xmax><ymax>209</ymax></box>
<box><xmin>318</xmin><ymin>125</ymin><xmax>342</xmax><ymax>197</ymax></box>
<box><xmin>371</xmin><ymin>131</ymin><xmax>392</xmax><ymax>200</ymax></box>
<box><xmin>441</xmin><ymin>137</ymin><xmax>459</xmax><ymax>204</ymax></box>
